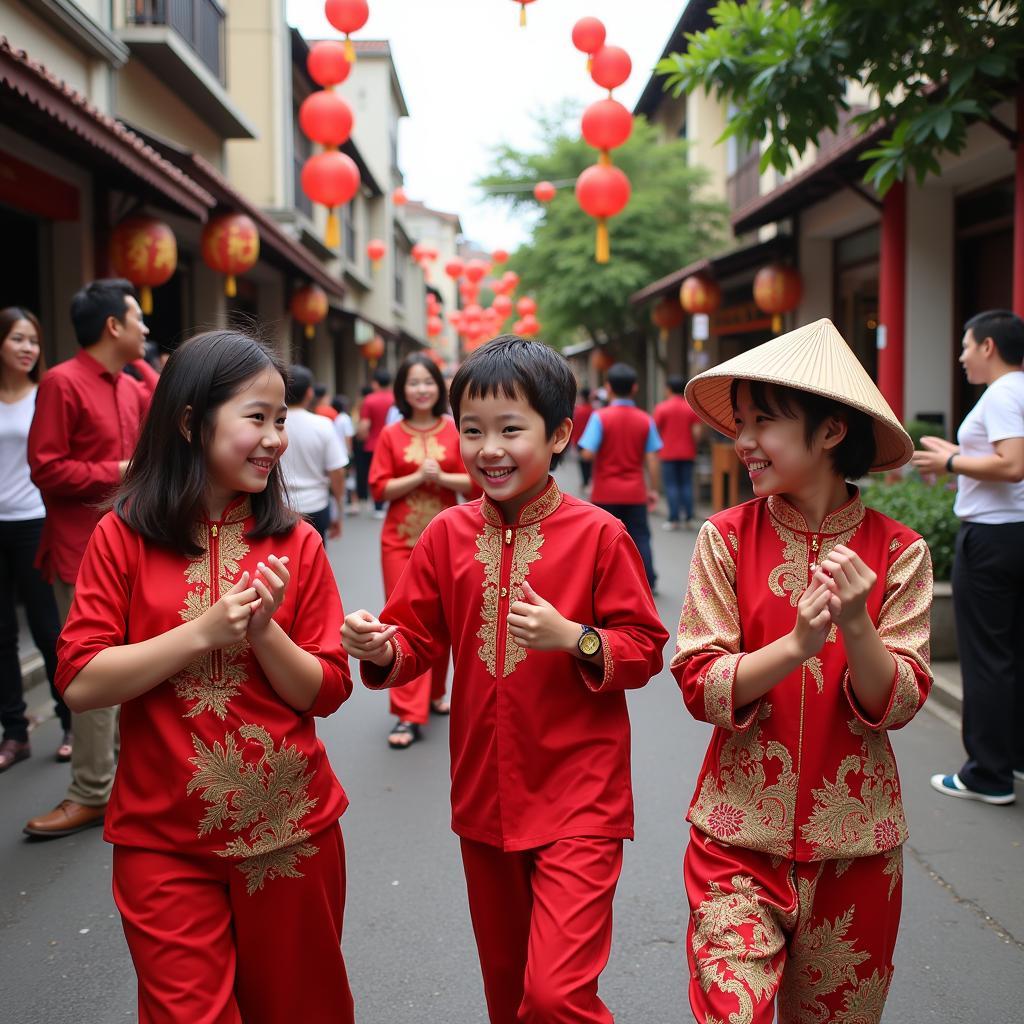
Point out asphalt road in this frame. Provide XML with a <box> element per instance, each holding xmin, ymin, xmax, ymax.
<box><xmin>2</xmin><ymin>469</ymin><xmax>1023</xmax><ymax>1023</ymax></box>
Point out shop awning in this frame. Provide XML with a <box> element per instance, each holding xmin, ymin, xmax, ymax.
<box><xmin>0</xmin><ymin>36</ymin><xmax>214</xmax><ymax>220</ymax></box>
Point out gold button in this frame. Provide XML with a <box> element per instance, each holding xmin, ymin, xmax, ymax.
<box><xmin>500</xmin><ymin>587</ymin><xmax>508</xmax><ymax>598</ymax></box>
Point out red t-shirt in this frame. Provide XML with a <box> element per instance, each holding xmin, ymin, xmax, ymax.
<box><xmin>588</xmin><ymin>404</ymin><xmax>655</xmax><ymax>506</ymax></box>
<box><xmin>359</xmin><ymin>389</ymin><xmax>394</xmax><ymax>453</ymax></box>
<box><xmin>654</xmin><ymin>395</ymin><xmax>701</xmax><ymax>461</ymax></box>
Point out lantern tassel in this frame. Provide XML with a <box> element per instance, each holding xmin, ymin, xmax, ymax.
<box><xmin>344</xmin><ymin>36</ymin><xmax>355</xmax><ymax>63</ymax></box>
<box><xmin>140</xmin><ymin>286</ymin><xmax>153</xmax><ymax>315</ymax></box>
<box><xmin>520</xmin><ymin>4</ymin><xmax>527</xmax><ymax>27</ymax></box>
<box><xmin>586</xmin><ymin>56</ymin><xmax>593</xmax><ymax>72</ymax></box>
<box><xmin>305</xmin><ymin>324</ymin><xmax>315</xmax><ymax>340</ymax></box>
<box><xmin>325</xmin><ymin>209</ymin><xmax>340</xmax><ymax>249</ymax></box>
<box><xmin>598</xmin><ymin>150</ymin><xmax>611</xmax><ymax>167</ymax></box>
<box><xmin>772</xmin><ymin>314</ymin><xmax>782</xmax><ymax>334</ymax></box>
<box><xmin>224</xmin><ymin>274</ymin><xmax>237</xmax><ymax>298</ymax></box>
<box><xmin>595</xmin><ymin>219</ymin><xmax>610</xmax><ymax>264</ymax></box>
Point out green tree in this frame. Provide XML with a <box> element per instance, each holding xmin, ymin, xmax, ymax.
<box><xmin>477</xmin><ymin>105</ymin><xmax>727</xmax><ymax>347</ymax></box>
<box><xmin>656</xmin><ymin>0</ymin><xmax>1024</xmax><ymax>194</ymax></box>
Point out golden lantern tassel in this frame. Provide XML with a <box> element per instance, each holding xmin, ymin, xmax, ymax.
<box><xmin>224</xmin><ymin>274</ymin><xmax>237</xmax><ymax>298</ymax></box>
<box><xmin>140</xmin><ymin>285</ymin><xmax>153</xmax><ymax>315</ymax></box>
<box><xmin>344</xmin><ymin>36</ymin><xmax>355</xmax><ymax>63</ymax></box>
<box><xmin>772</xmin><ymin>314</ymin><xmax>782</xmax><ymax>333</ymax></box>
<box><xmin>595</xmin><ymin>219</ymin><xmax>610</xmax><ymax>264</ymax></box>
<box><xmin>520</xmin><ymin>4</ymin><xmax>527</xmax><ymax>27</ymax></box>
<box><xmin>305</xmin><ymin>324</ymin><xmax>315</xmax><ymax>340</ymax></box>
<box><xmin>325</xmin><ymin>209</ymin><xmax>340</xmax><ymax>249</ymax></box>
<box><xmin>587</xmin><ymin>56</ymin><xmax>593</xmax><ymax>72</ymax></box>
<box><xmin>598</xmin><ymin>149</ymin><xmax>611</xmax><ymax>167</ymax></box>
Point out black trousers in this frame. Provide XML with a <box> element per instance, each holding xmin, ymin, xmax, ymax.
<box><xmin>953</xmin><ymin>520</ymin><xmax>1024</xmax><ymax>794</ymax></box>
<box><xmin>595</xmin><ymin>503</ymin><xmax>656</xmax><ymax>590</ymax></box>
<box><xmin>0</xmin><ymin>517</ymin><xmax>68</xmax><ymax>742</ymax></box>
<box><xmin>353</xmin><ymin>439</ymin><xmax>371</xmax><ymax>502</ymax></box>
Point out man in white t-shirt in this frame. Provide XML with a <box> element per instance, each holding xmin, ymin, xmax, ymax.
<box><xmin>913</xmin><ymin>310</ymin><xmax>1024</xmax><ymax>805</ymax></box>
<box><xmin>279</xmin><ymin>365</ymin><xmax>349</xmax><ymax>541</ymax></box>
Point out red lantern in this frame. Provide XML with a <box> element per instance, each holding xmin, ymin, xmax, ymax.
<box><xmin>533</xmin><ymin>181</ymin><xmax>556</xmax><ymax>203</ymax></box>
<box><xmin>575</xmin><ymin>163</ymin><xmax>631</xmax><ymax>264</ymax></box>
<box><xmin>502</xmin><ymin>270</ymin><xmax>520</xmax><ymax>292</ymax></box>
<box><xmin>679</xmin><ymin>273</ymin><xmax>721</xmax><ymax>315</ymax></box>
<box><xmin>201</xmin><ymin>213</ymin><xmax>259</xmax><ymax>298</ymax></box>
<box><xmin>290</xmin><ymin>284</ymin><xmax>328</xmax><ymax>340</ymax></box>
<box><xmin>519</xmin><ymin>314</ymin><xmax>540</xmax><ymax>336</ymax></box>
<box><xmin>448</xmin><ymin>309</ymin><xmax>463</xmax><ymax>329</ymax></box>
<box><xmin>493</xmin><ymin>294</ymin><xmax>513</xmax><ymax>318</ymax></box>
<box><xmin>411</xmin><ymin>242</ymin><xmax>427</xmax><ymax>263</ymax></box>
<box><xmin>427</xmin><ymin>315</ymin><xmax>444</xmax><ymax>338</ymax></box>
<box><xmin>460</xmin><ymin>281</ymin><xmax>480</xmax><ymax>304</ymax></box>
<box><xmin>445</xmin><ymin>258</ymin><xmax>464</xmax><ymax>279</ymax></box>
<box><xmin>512</xmin><ymin>0</ymin><xmax>537</xmax><ymax>27</ymax></box>
<box><xmin>301</xmin><ymin>151</ymin><xmax>360</xmax><ymax>248</ymax></box>
<box><xmin>464</xmin><ymin>259</ymin><xmax>490</xmax><ymax>283</ymax></box>
<box><xmin>590</xmin><ymin>46</ymin><xmax>631</xmax><ymax>92</ymax></box>
<box><xmin>298</xmin><ymin>90</ymin><xmax>354</xmax><ymax>148</ymax></box>
<box><xmin>651</xmin><ymin>296</ymin><xmax>685</xmax><ymax>342</ymax></box>
<box><xmin>591</xmin><ymin>348</ymin><xmax>614</xmax><ymax>373</ymax></box>
<box><xmin>753</xmin><ymin>263</ymin><xmax>803</xmax><ymax>332</ymax></box>
<box><xmin>516</xmin><ymin>296</ymin><xmax>537</xmax><ymax>317</ymax></box>
<box><xmin>393</xmin><ymin>186</ymin><xmax>408</xmax><ymax>206</ymax></box>
<box><xmin>325</xmin><ymin>0</ymin><xmax>369</xmax><ymax>62</ymax></box>
<box><xmin>366</xmin><ymin>238</ymin><xmax>386</xmax><ymax>271</ymax></box>
<box><xmin>491</xmin><ymin>248</ymin><xmax>509</xmax><ymax>265</ymax></box>
<box><xmin>572</xmin><ymin>17</ymin><xmax>605</xmax><ymax>70</ymax></box>
<box><xmin>109</xmin><ymin>216</ymin><xmax>177</xmax><ymax>315</ymax></box>
<box><xmin>307</xmin><ymin>41</ymin><xmax>351</xmax><ymax>87</ymax></box>
<box><xmin>361</xmin><ymin>334</ymin><xmax>385</xmax><ymax>366</ymax></box>
<box><xmin>581</xmin><ymin>98</ymin><xmax>632</xmax><ymax>154</ymax></box>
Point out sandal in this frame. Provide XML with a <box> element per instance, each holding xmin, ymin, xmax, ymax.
<box><xmin>387</xmin><ymin>720</ymin><xmax>421</xmax><ymax>749</ymax></box>
<box><xmin>429</xmin><ymin>698</ymin><xmax>450</xmax><ymax>716</ymax></box>
<box><xmin>0</xmin><ymin>738</ymin><xmax>31</xmax><ymax>772</ymax></box>
<box><xmin>56</xmin><ymin>731</ymin><xmax>73</xmax><ymax>763</ymax></box>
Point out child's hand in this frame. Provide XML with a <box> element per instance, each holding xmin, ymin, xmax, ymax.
<box><xmin>342</xmin><ymin>610</ymin><xmax>397</xmax><ymax>666</ymax></box>
<box><xmin>248</xmin><ymin>555</ymin><xmax>290</xmax><ymax>635</ymax></box>
<box><xmin>507</xmin><ymin>582</ymin><xmax>577</xmax><ymax>653</ymax></box>
<box><xmin>790</xmin><ymin>579</ymin><xmax>836</xmax><ymax>660</ymax></box>
<box><xmin>197</xmin><ymin>572</ymin><xmax>259</xmax><ymax>650</ymax></box>
<box><xmin>421</xmin><ymin>458</ymin><xmax>441</xmax><ymax>484</ymax></box>
<box><xmin>814</xmin><ymin>545</ymin><xmax>877</xmax><ymax>627</ymax></box>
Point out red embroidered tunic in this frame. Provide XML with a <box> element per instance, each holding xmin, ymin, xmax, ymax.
<box><xmin>671</xmin><ymin>492</ymin><xmax>933</xmax><ymax>863</ymax></box>
<box><xmin>55</xmin><ymin>500</ymin><xmax>351</xmax><ymax>893</ymax></box>
<box><xmin>362</xmin><ymin>479</ymin><xmax>669</xmax><ymax>851</ymax></box>
<box><xmin>369</xmin><ymin>418</ymin><xmax>466</xmax><ymax>557</ymax></box>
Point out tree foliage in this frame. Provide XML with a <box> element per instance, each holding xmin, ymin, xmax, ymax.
<box><xmin>476</xmin><ymin>106</ymin><xmax>727</xmax><ymax>346</ymax></box>
<box><xmin>656</xmin><ymin>0</ymin><xmax>1024</xmax><ymax>194</ymax></box>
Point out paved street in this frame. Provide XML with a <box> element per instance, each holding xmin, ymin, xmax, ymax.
<box><xmin>2</xmin><ymin>472</ymin><xmax>1023</xmax><ymax>1023</ymax></box>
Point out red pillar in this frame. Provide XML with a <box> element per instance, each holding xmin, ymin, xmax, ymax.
<box><xmin>1014</xmin><ymin>91</ymin><xmax>1024</xmax><ymax>317</ymax></box>
<box><xmin>878</xmin><ymin>180</ymin><xmax>906</xmax><ymax>421</ymax></box>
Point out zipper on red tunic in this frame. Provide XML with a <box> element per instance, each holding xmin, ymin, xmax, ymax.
<box><xmin>209</xmin><ymin>522</ymin><xmax>222</xmax><ymax>682</ymax></box>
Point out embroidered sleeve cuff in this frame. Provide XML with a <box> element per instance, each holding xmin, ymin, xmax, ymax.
<box><xmin>702</xmin><ymin>652</ymin><xmax>757</xmax><ymax>730</ymax></box>
<box><xmin>358</xmin><ymin>635</ymin><xmax>406</xmax><ymax>690</ymax></box>
<box><xmin>842</xmin><ymin>657</ymin><xmax>923</xmax><ymax>730</ymax></box>
<box><xmin>575</xmin><ymin>628</ymin><xmax>616</xmax><ymax>692</ymax></box>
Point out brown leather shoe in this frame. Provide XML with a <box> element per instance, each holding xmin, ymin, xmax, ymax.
<box><xmin>23</xmin><ymin>799</ymin><xmax>106</xmax><ymax>838</ymax></box>
<box><xmin>0</xmin><ymin>738</ymin><xmax>30</xmax><ymax>772</ymax></box>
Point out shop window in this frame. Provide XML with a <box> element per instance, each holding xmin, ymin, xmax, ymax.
<box><xmin>833</xmin><ymin>225</ymin><xmax>880</xmax><ymax>382</ymax></box>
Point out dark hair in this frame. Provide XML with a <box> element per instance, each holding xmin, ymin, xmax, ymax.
<box><xmin>579</xmin><ymin>385</ymin><xmax>591</xmax><ymax>401</ymax></box>
<box><xmin>286</xmin><ymin>364</ymin><xmax>314</xmax><ymax>405</ymax></box>
<box><xmin>449</xmin><ymin>335</ymin><xmax>575</xmax><ymax>468</ymax></box>
<box><xmin>964</xmin><ymin>309</ymin><xmax>1024</xmax><ymax>365</ymax></box>
<box><xmin>331</xmin><ymin>394</ymin><xmax>349</xmax><ymax>414</ymax></box>
<box><xmin>360</xmin><ymin>384</ymin><xmax>373</xmax><ymax>397</ymax></box>
<box><xmin>69</xmin><ymin>278</ymin><xmax>136</xmax><ymax>348</ymax></box>
<box><xmin>730</xmin><ymin>379</ymin><xmax>876</xmax><ymax>480</ymax></box>
<box><xmin>394</xmin><ymin>352</ymin><xmax>447</xmax><ymax>419</ymax></box>
<box><xmin>116</xmin><ymin>330</ymin><xmax>296</xmax><ymax>555</ymax></box>
<box><xmin>667</xmin><ymin>375</ymin><xmax>686</xmax><ymax>396</ymax></box>
<box><xmin>313</xmin><ymin>383</ymin><xmax>327</xmax><ymax>400</ymax></box>
<box><xmin>0</xmin><ymin>307</ymin><xmax>46</xmax><ymax>382</ymax></box>
<box><xmin>607</xmin><ymin>362</ymin><xmax>637</xmax><ymax>397</ymax></box>
<box><xmin>372</xmin><ymin>367</ymin><xmax>392</xmax><ymax>387</ymax></box>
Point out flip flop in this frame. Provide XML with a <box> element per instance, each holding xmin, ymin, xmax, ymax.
<box><xmin>388</xmin><ymin>720</ymin><xmax>421</xmax><ymax>749</ymax></box>
<box><xmin>429</xmin><ymin>698</ymin><xmax>450</xmax><ymax>716</ymax></box>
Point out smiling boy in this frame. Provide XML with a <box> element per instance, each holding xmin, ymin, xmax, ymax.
<box><xmin>343</xmin><ymin>335</ymin><xmax>668</xmax><ymax>1023</ymax></box>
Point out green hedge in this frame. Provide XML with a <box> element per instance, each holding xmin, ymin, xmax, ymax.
<box><xmin>861</xmin><ymin>477</ymin><xmax>958</xmax><ymax>580</ymax></box>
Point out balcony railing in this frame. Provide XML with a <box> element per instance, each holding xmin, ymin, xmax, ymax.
<box><xmin>125</xmin><ymin>0</ymin><xmax>226</xmax><ymax>83</ymax></box>
<box><xmin>727</xmin><ymin>151</ymin><xmax>761</xmax><ymax>212</ymax></box>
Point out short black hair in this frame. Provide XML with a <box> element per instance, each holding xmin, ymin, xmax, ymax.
<box><xmin>394</xmin><ymin>352</ymin><xmax>447</xmax><ymax>419</ymax></box>
<box><xmin>313</xmin><ymin>383</ymin><xmax>327</xmax><ymax>400</ymax></box>
<box><xmin>116</xmin><ymin>330</ymin><xmax>296</xmax><ymax>556</ymax></box>
<box><xmin>607</xmin><ymin>362</ymin><xmax>637</xmax><ymax>397</ymax></box>
<box><xmin>964</xmin><ymin>309</ymin><xmax>1024</xmax><ymax>365</ymax></box>
<box><xmin>667</xmin><ymin>375</ymin><xmax>686</xmax><ymax>395</ymax></box>
<box><xmin>730</xmin><ymin>378</ymin><xmax>877</xmax><ymax>480</ymax></box>
<box><xmin>331</xmin><ymin>394</ymin><xmax>349</xmax><ymax>414</ymax></box>
<box><xmin>70</xmin><ymin>279</ymin><xmax>136</xmax><ymax>348</ymax></box>
<box><xmin>286</xmin><ymin>364</ymin><xmax>314</xmax><ymax>405</ymax></box>
<box><xmin>579</xmin><ymin>386</ymin><xmax>591</xmax><ymax>401</ymax></box>
<box><xmin>449</xmin><ymin>335</ymin><xmax>575</xmax><ymax>468</ymax></box>
<box><xmin>372</xmin><ymin>367</ymin><xmax>392</xmax><ymax>386</ymax></box>
<box><xmin>360</xmin><ymin>384</ymin><xmax>373</xmax><ymax>397</ymax></box>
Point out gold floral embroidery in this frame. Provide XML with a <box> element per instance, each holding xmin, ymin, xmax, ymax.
<box><xmin>187</xmin><ymin>724</ymin><xmax>319</xmax><ymax>894</ymax></box>
<box><xmin>171</xmin><ymin>510</ymin><xmax>251</xmax><ymax>719</ymax></box>
<box><xmin>728</xmin><ymin>530</ymin><xmax>739</xmax><ymax>554</ymax></box>
<box><xmin>480</xmin><ymin>479</ymin><xmax>562</xmax><ymax>527</ymax></box>
<box><xmin>805</xmin><ymin>656</ymin><xmax>824</xmax><ymax>695</ymax></box>
<box><xmin>833</xmin><ymin>969</ymin><xmax>893</xmax><ymax>1024</ymax></box>
<box><xmin>396</xmin><ymin>492</ymin><xmax>443</xmax><ymax>547</ymax></box>
<box><xmin>504</xmin><ymin>524</ymin><xmax>544</xmax><ymax>676</ymax></box>
<box><xmin>474</xmin><ymin>524</ymin><xmax>502</xmax><ymax>676</ymax></box>
<box><xmin>882</xmin><ymin>846</ymin><xmax>903</xmax><ymax>900</ymax></box>
<box><xmin>703</xmin><ymin>654</ymin><xmax>745</xmax><ymax>728</ymax></box>
<box><xmin>401</xmin><ymin>431</ymin><xmax>447</xmax><ymax>466</ymax></box>
<box><xmin>888</xmin><ymin>538</ymin><xmax>902</xmax><ymax>553</ymax></box>
<box><xmin>690</xmin><ymin>704</ymin><xmax>798</xmax><ymax>856</ymax></box>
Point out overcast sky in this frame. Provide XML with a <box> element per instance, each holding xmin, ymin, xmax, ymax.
<box><xmin>286</xmin><ymin>0</ymin><xmax>683</xmax><ymax>250</ymax></box>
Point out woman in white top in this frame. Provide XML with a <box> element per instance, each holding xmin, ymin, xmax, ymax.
<box><xmin>913</xmin><ymin>309</ymin><xmax>1024</xmax><ymax>805</ymax></box>
<box><xmin>0</xmin><ymin>308</ymin><xmax>70</xmax><ymax>772</ymax></box>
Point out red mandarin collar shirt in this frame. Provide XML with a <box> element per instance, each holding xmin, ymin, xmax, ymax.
<box><xmin>671</xmin><ymin>492</ymin><xmax>933</xmax><ymax>863</ymax></box>
<box><xmin>362</xmin><ymin>478</ymin><xmax>670</xmax><ymax>851</ymax></box>
<box><xmin>28</xmin><ymin>350</ymin><xmax>159</xmax><ymax>584</ymax></box>
<box><xmin>55</xmin><ymin>501</ymin><xmax>351</xmax><ymax>891</ymax></box>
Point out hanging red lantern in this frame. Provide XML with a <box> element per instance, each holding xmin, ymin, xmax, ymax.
<box><xmin>581</xmin><ymin>98</ymin><xmax>633</xmax><ymax>157</ymax></box>
<box><xmin>307</xmin><ymin>41</ymin><xmax>351</xmax><ymax>87</ymax></box>
<box><xmin>201</xmin><ymin>213</ymin><xmax>259</xmax><ymax>298</ymax></box>
<box><xmin>298</xmin><ymin>90</ymin><xmax>354</xmax><ymax>148</ymax></box>
<box><xmin>448</xmin><ymin>309</ymin><xmax>463</xmax><ymax>329</ymax></box>
<box><xmin>679</xmin><ymin>273</ymin><xmax>721</xmax><ymax>315</ymax></box>
<box><xmin>301</xmin><ymin>150</ymin><xmax>360</xmax><ymax>248</ymax></box>
<box><xmin>464</xmin><ymin>259</ymin><xmax>490</xmax><ymax>283</ymax></box>
<box><xmin>411</xmin><ymin>242</ymin><xmax>428</xmax><ymax>263</ymax></box>
<box><xmin>425</xmin><ymin>292</ymin><xmax>440</xmax><ymax>314</ymax></box>
<box><xmin>427</xmin><ymin>348</ymin><xmax>445</xmax><ymax>369</ymax></box>
<box><xmin>325</xmin><ymin>0</ymin><xmax>369</xmax><ymax>63</ymax></box>
<box><xmin>361</xmin><ymin>334</ymin><xmax>385</xmax><ymax>366</ymax></box>
<box><xmin>591</xmin><ymin>347</ymin><xmax>614</xmax><ymax>373</ymax></box>
<box><xmin>366</xmin><ymin>238</ymin><xmax>386</xmax><ymax>271</ymax></box>
<box><xmin>502</xmin><ymin>270</ymin><xmax>520</xmax><ymax>292</ymax></box>
<box><xmin>493</xmin><ymin>294</ymin><xmax>513</xmax><ymax>318</ymax></box>
<box><xmin>590</xmin><ymin>46</ymin><xmax>631</xmax><ymax>93</ymax></box>
<box><xmin>512</xmin><ymin>0</ymin><xmax>537</xmax><ymax>27</ymax></box>
<box><xmin>519</xmin><ymin>314</ymin><xmax>540</xmax><ymax>336</ymax></box>
<box><xmin>533</xmin><ymin>180</ymin><xmax>556</xmax><ymax>203</ymax></box>
<box><xmin>393</xmin><ymin>186</ymin><xmax>408</xmax><ymax>206</ymax></box>
<box><xmin>109</xmin><ymin>216</ymin><xmax>177</xmax><ymax>315</ymax></box>
<box><xmin>516</xmin><ymin>296</ymin><xmax>537</xmax><ymax>317</ymax></box>
<box><xmin>445</xmin><ymin>258</ymin><xmax>464</xmax><ymax>279</ymax></box>
<box><xmin>426</xmin><ymin>315</ymin><xmax>444</xmax><ymax>338</ymax></box>
<box><xmin>491</xmin><ymin>248</ymin><xmax>509</xmax><ymax>265</ymax></box>
<box><xmin>575</xmin><ymin>163</ymin><xmax>631</xmax><ymax>264</ymax></box>
<box><xmin>572</xmin><ymin>17</ymin><xmax>606</xmax><ymax>71</ymax></box>
<box><xmin>290</xmin><ymin>284</ymin><xmax>329</xmax><ymax>340</ymax></box>
<box><xmin>651</xmin><ymin>296</ymin><xmax>685</xmax><ymax>342</ymax></box>
<box><xmin>460</xmin><ymin>280</ymin><xmax>480</xmax><ymax>303</ymax></box>
<box><xmin>753</xmin><ymin>263</ymin><xmax>803</xmax><ymax>332</ymax></box>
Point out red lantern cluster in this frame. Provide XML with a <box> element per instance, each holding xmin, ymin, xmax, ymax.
<box><xmin>753</xmin><ymin>263</ymin><xmax>802</xmax><ymax>332</ymax></box>
<box><xmin>290</xmin><ymin>283</ymin><xmax>329</xmax><ymax>339</ymax></box>
<box><xmin>109</xmin><ymin>216</ymin><xmax>177</xmax><ymax>315</ymax></box>
<box><xmin>441</xmin><ymin>255</ymin><xmax>527</xmax><ymax>352</ymax></box>
<box><xmin>201</xmin><ymin>212</ymin><xmax>260</xmax><ymax>298</ymax></box>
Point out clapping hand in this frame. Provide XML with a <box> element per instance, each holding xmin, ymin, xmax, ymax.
<box><xmin>248</xmin><ymin>555</ymin><xmax>290</xmax><ymax>634</ymax></box>
<box><xmin>791</xmin><ymin>578</ymin><xmax>838</xmax><ymax>659</ymax></box>
<box><xmin>421</xmin><ymin>458</ymin><xmax>441</xmax><ymax>484</ymax></box>
<box><xmin>812</xmin><ymin>544</ymin><xmax>877</xmax><ymax>628</ymax></box>
<box><xmin>342</xmin><ymin>610</ymin><xmax>398</xmax><ymax>666</ymax></box>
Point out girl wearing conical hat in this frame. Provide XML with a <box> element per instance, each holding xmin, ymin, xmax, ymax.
<box><xmin>671</xmin><ymin>319</ymin><xmax>933</xmax><ymax>1024</ymax></box>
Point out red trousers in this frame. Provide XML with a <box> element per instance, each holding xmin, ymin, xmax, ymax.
<box><xmin>112</xmin><ymin>824</ymin><xmax>354</xmax><ymax>1024</ymax></box>
<box><xmin>460</xmin><ymin>836</ymin><xmax>623</xmax><ymax>1024</ymax></box>
<box><xmin>683</xmin><ymin>827</ymin><xmax>903</xmax><ymax>1024</ymax></box>
<box><xmin>382</xmin><ymin>548</ymin><xmax>448</xmax><ymax>724</ymax></box>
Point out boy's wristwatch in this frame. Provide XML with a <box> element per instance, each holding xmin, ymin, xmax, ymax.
<box><xmin>577</xmin><ymin>625</ymin><xmax>602</xmax><ymax>657</ymax></box>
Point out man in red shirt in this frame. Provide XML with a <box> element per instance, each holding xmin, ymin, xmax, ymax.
<box><xmin>570</xmin><ymin>385</ymin><xmax>594</xmax><ymax>490</ymax></box>
<box><xmin>24</xmin><ymin>278</ymin><xmax>157</xmax><ymax>838</ymax></box>
<box><xmin>653</xmin><ymin>375</ymin><xmax>703</xmax><ymax>530</ymax></box>
<box><xmin>358</xmin><ymin>367</ymin><xmax>394</xmax><ymax>518</ymax></box>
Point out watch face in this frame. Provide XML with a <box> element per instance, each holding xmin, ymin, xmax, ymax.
<box><xmin>579</xmin><ymin>630</ymin><xmax>601</xmax><ymax>656</ymax></box>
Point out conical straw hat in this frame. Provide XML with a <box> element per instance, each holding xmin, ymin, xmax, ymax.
<box><xmin>684</xmin><ymin>318</ymin><xmax>913</xmax><ymax>472</ymax></box>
